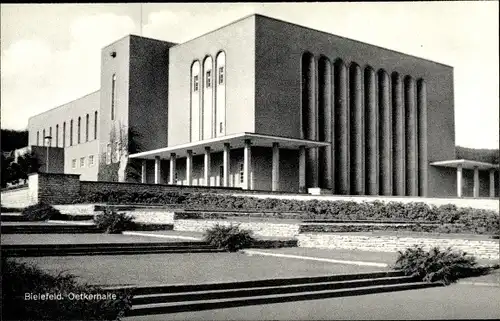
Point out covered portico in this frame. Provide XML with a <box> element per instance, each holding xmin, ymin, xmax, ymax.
<box><xmin>430</xmin><ymin>159</ymin><xmax>499</xmax><ymax>198</ymax></box>
<box><xmin>129</xmin><ymin>132</ymin><xmax>329</xmax><ymax>192</ymax></box>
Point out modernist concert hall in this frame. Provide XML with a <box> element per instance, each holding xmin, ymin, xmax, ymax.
<box><xmin>27</xmin><ymin>14</ymin><xmax>499</xmax><ymax>198</ymax></box>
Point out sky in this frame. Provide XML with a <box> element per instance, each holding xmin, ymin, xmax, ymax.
<box><xmin>1</xmin><ymin>2</ymin><xmax>498</xmax><ymax>149</ymax></box>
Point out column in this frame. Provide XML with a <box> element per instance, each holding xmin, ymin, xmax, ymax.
<box><xmin>204</xmin><ymin>147</ymin><xmax>211</xmax><ymax>186</ymax></box>
<box><xmin>405</xmin><ymin>77</ymin><xmax>418</xmax><ymax>196</ymax></box>
<box><xmin>334</xmin><ymin>60</ymin><xmax>349</xmax><ymax>194</ymax></box>
<box><xmin>319</xmin><ymin>57</ymin><xmax>333</xmax><ymax>190</ymax></box>
<box><xmin>473</xmin><ymin>167</ymin><xmax>479</xmax><ymax>198</ymax></box>
<box><xmin>186</xmin><ymin>149</ymin><xmax>193</xmax><ymax>186</ymax></box>
<box><xmin>243</xmin><ymin>139</ymin><xmax>252</xmax><ymax>190</ymax></box>
<box><xmin>490</xmin><ymin>169</ymin><xmax>495</xmax><ymax>198</ymax></box>
<box><xmin>299</xmin><ymin>145</ymin><xmax>306</xmax><ymax>193</ymax></box>
<box><xmin>379</xmin><ymin>70</ymin><xmax>393</xmax><ymax>195</ymax></box>
<box><xmin>457</xmin><ymin>164</ymin><xmax>463</xmax><ymax>198</ymax></box>
<box><xmin>392</xmin><ymin>73</ymin><xmax>405</xmax><ymax>196</ymax></box>
<box><xmin>154</xmin><ymin>156</ymin><xmax>161</xmax><ymax>184</ymax></box>
<box><xmin>350</xmin><ymin>64</ymin><xmax>364</xmax><ymax>195</ymax></box>
<box><xmin>223</xmin><ymin>143</ymin><xmax>230</xmax><ymax>187</ymax></box>
<box><xmin>141</xmin><ymin>160</ymin><xmax>147</xmax><ymax>184</ymax></box>
<box><xmin>365</xmin><ymin>67</ymin><xmax>378</xmax><ymax>195</ymax></box>
<box><xmin>272</xmin><ymin>142</ymin><xmax>280</xmax><ymax>191</ymax></box>
<box><xmin>417</xmin><ymin>79</ymin><xmax>428</xmax><ymax>197</ymax></box>
<box><xmin>169</xmin><ymin>153</ymin><xmax>176</xmax><ymax>184</ymax></box>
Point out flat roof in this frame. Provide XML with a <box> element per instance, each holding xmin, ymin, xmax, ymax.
<box><xmin>430</xmin><ymin>159</ymin><xmax>499</xmax><ymax>170</ymax></box>
<box><xmin>129</xmin><ymin>132</ymin><xmax>330</xmax><ymax>160</ymax></box>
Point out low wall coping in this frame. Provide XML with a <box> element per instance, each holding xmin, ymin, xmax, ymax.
<box><xmin>80</xmin><ymin>180</ymin><xmax>243</xmax><ymax>191</ymax></box>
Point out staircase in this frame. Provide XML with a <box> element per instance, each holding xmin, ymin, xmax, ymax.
<box><xmin>103</xmin><ymin>271</ymin><xmax>441</xmax><ymax>316</ymax></box>
<box><xmin>0</xmin><ymin>223</ymin><xmax>103</xmax><ymax>234</ymax></box>
<box><xmin>1</xmin><ymin>241</ymin><xmax>223</xmax><ymax>257</ymax></box>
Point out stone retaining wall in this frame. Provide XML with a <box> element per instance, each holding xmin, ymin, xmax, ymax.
<box><xmin>126</xmin><ymin>211</ymin><xmax>176</xmax><ymax>225</ymax></box>
<box><xmin>0</xmin><ymin>187</ymin><xmax>32</xmax><ymax>208</ymax></box>
<box><xmin>174</xmin><ymin>219</ymin><xmax>301</xmax><ymax>238</ymax></box>
<box><xmin>297</xmin><ymin>233</ymin><xmax>500</xmax><ymax>260</ymax></box>
<box><xmin>53</xmin><ymin>204</ymin><xmax>97</xmax><ymax>215</ymax></box>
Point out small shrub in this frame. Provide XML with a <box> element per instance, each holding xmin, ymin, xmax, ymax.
<box><xmin>393</xmin><ymin>245</ymin><xmax>497</xmax><ymax>285</ymax></box>
<box><xmin>2</xmin><ymin>257</ymin><xmax>132</xmax><ymax>320</ymax></box>
<box><xmin>22</xmin><ymin>203</ymin><xmax>64</xmax><ymax>221</ymax></box>
<box><xmin>94</xmin><ymin>208</ymin><xmax>136</xmax><ymax>234</ymax></box>
<box><xmin>204</xmin><ymin>224</ymin><xmax>255</xmax><ymax>252</ymax></box>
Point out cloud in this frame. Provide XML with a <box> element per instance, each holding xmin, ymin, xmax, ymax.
<box><xmin>1</xmin><ymin>13</ymin><xmax>137</xmax><ymax>130</ymax></box>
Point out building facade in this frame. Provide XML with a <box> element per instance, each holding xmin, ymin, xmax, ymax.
<box><xmin>25</xmin><ymin>14</ymin><xmax>499</xmax><ymax>198</ymax></box>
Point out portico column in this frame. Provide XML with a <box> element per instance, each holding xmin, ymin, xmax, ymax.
<box><xmin>243</xmin><ymin>139</ymin><xmax>252</xmax><ymax>190</ymax></box>
<box><xmin>272</xmin><ymin>143</ymin><xmax>280</xmax><ymax>191</ymax></box>
<box><xmin>141</xmin><ymin>159</ymin><xmax>147</xmax><ymax>184</ymax></box>
<box><xmin>186</xmin><ymin>150</ymin><xmax>193</xmax><ymax>186</ymax></box>
<box><xmin>154</xmin><ymin>156</ymin><xmax>161</xmax><ymax>184</ymax></box>
<box><xmin>473</xmin><ymin>166</ymin><xmax>479</xmax><ymax>198</ymax></box>
<box><xmin>204</xmin><ymin>147</ymin><xmax>211</xmax><ymax>186</ymax></box>
<box><xmin>299</xmin><ymin>145</ymin><xmax>306</xmax><ymax>193</ymax></box>
<box><xmin>489</xmin><ymin>169</ymin><xmax>495</xmax><ymax>198</ymax></box>
<box><xmin>456</xmin><ymin>164</ymin><xmax>463</xmax><ymax>198</ymax></box>
<box><xmin>169</xmin><ymin>153</ymin><xmax>176</xmax><ymax>184</ymax></box>
<box><xmin>223</xmin><ymin>143</ymin><xmax>230</xmax><ymax>187</ymax></box>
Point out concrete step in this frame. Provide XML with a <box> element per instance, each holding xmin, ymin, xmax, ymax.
<box><xmin>0</xmin><ymin>214</ymin><xmax>30</xmax><ymax>222</ymax></box>
<box><xmin>2</xmin><ymin>248</ymin><xmax>224</xmax><ymax>257</ymax></box>
<box><xmin>132</xmin><ymin>275</ymin><xmax>417</xmax><ymax>305</ymax></box>
<box><xmin>2</xmin><ymin>241</ymin><xmax>211</xmax><ymax>249</ymax></box>
<box><xmin>1</xmin><ymin>225</ymin><xmax>103</xmax><ymax>234</ymax></box>
<box><xmin>104</xmin><ymin>271</ymin><xmax>405</xmax><ymax>295</ymax></box>
<box><xmin>127</xmin><ymin>282</ymin><xmax>441</xmax><ymax>316</ymax></box>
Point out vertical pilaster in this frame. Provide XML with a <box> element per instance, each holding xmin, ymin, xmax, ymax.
<box><xmin>489</xmin><ymin>169</ymin><xmax>495</xmax><ymax>198</ymax></box>
<box><xmin>365</xmin><ymin>67</ymin><xmax>378</xmax><ymax>195</ymax></box>
<box><xmin>350</xmin><ymin>64</ymin><xmax>364</xmax><ymax>195</ymax></box>
<box><xmin>186</xmin><ymin>150</ymin><xmax>193</xmax><ymax>186</ymax></box>
<box><xmin>392</xmin><ymin>73</ymin><xmax>405</xmax><ymax>196</ymax></box>
<box><xmin>299</xmin><ymin>145</ymin><xmax>306</xmax><ymax>193</ymax></box>
<box><xmin>405</xmin><ymin>77</ymin><xmax>418</xmax><ymax>196</ymax></box>
<box><xmin>379</xmin><ymin>70</ymin><xmax>393</xmax><ymax>195</ymax></box>
<box><xmin>223</xmin><ymin>143</ymin><xmax>230</xmax><ymax>187</ymax></box>
<box><xmin>318</xmin><ymin>57</ymin><xmax>332</xmax><ymax>190</ymax></box>
<box><xmin>457</xmin><ymin>164</ymin><xmax>463</xmax><ymax>198</ymax></box>
<box><xmin>169</xmin><ymin>153</ymin><xmax>176</xmax><ymax>184</ymax></box>
<box><xmin>204</xmin><ymin>147</ymin><xmax>211</xmax><ymax>186</ymax></box>
<box><xmin>334</xmin><ymin>60</ymin><xmax>349</xmax><ymax>194</ymax></box>
<box><xmin>154</xmin><ymin>156</ymin><xmax>161</xmax><ymax>185</ymax></box>
<box><xmin>272</xmin><ymin>142</ymin><xmax>280</xmax><ymax>191</ymax></box>
<box><xmin>417</xmin><ymin>80</ymin><xmax>428</xmax><ymax>197</ymax></box>
<box><xmin>243</xmin><ymin>139</ymin><xmax>252</xmax><ymax>190</ymax></box>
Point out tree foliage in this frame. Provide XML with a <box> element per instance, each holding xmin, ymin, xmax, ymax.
<box><xmin>1</xmin><ymin>129</ymin><xmax>28</xmax><ymax>152</ymax></box>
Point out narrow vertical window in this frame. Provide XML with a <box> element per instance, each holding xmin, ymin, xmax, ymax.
<box><xmin>220</xmin><ymin>122</ymin><xmax>223</xmax><ymax>133</ymax></box>
<box><xmin>37</xmin><ymin>131</ymin><xmax>40</xmax><ymax>146</ymax></box>
<box><xmin>206</xmin><ymin>70</ymin><xmax>212</xmax><ymax>88</ymax></box>
<box><xmin>239</xmin><ymin>163</ymin><xmax>244</xmax><ymax>183</ymax></box>
<box><xmin>77</xmin><ymin>117</ymin><xmax>81</xmax><ymax>144</ymax></box>
<box><xmin>42</xmin><ymin>129</ymin><xmax>46</xmax><ymax>146</ymax></box>
<box><xmin>72</xmin><ymin>159</ymin><xmax>77</xmax><ymax>169</ymax></box>
<box><xmin>106</xmin><ymin>144</ymin><xmax>112</xmax><ymax>165</ymax></box>
<box><xmin>70</xmin><ymin>120</ymin><xmax>73</xmax><ymax>146</ymax></box>
<box><xmin>85</xmin><ymin>114</ymin><xmax>89</xmax><ymax>142</ymax></box>
<box><xmin>218</xmin><ymin>66</ymin><xmax>224</xmax><ymax>85</ymax></box>
<box><xmin>94</xmin><ymin>111</ymin><xmax>98</xmax><ymax>140</ymax></box>
<box><xmin>193</xmin><ymin>75</ymin><xmax>199</xmax><ymax>92</ymax></box>
<box><xmin>111</xmin><ymin>74</ymin><xmax>116</xmax><ymax>120</ymax></box>
<box><xmin>63</xmin><ymin>122</ymin><xmax>66</xmax><ymax>147</ymax></box>
<box><xmin>55</xmin><ymin>125</ymin><xmax>59</xmax><ymax>147</ymax></box>
<box><xmin>49</xmin><ymin>127</ymin><xmax>52</xmax><ymax>146</ymax></box>
<box><xmin>219</xmin><ymin>166</ymin><xmax>224</xmax><ymax>186</ymax></box>
<box><xmin>80</xmin><ymin>157</ymin><xmax>85</xmax><ymax>168</ymax></box>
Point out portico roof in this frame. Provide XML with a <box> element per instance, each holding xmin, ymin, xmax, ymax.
<box><xmin>430</xmin><ymin>159</ymin><xmax>499</xmax><ymax>170</ymax></box>
<box><xmin>129</xmin><ymin>132</ymin><xmax>330</xmax><ymax>160</ymax></box>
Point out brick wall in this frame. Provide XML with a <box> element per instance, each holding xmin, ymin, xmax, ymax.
<box><xmin>297</xmin><ymin>233</ymin><xmax>500</xmax><ymax>260</ymax></box>
<box><xmin>0</xmin><ymin>187</ymin><xmax>33</xmax><ymax>208</ymax></box>
<box><xmin>36</xmin><ymin>173</ymin><xmax>81</xmax><ymax>204</ymax></box>
<box><xmin>80</xmin><ymin>181</ymin><xmax>242</xmax><ymax>196</ymax></box>
<box><xmin>174</xmin><ymin>219</ymin><xmax>300</xmax><ymax>238</ymax></box>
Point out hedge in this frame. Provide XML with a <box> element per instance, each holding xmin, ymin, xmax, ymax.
<box><xmin>73</xmin><ymin>191</ymin><xmax>499</xmax><ymax>235</ymax></box>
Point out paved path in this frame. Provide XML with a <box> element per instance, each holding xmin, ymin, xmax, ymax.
<box><xmin>124</xmin><ymin>283</ymin><xmax>500</xmax><ymax>320</ymax></box>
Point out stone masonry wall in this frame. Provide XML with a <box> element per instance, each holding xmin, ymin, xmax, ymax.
<box><xmin>0</xmin><ymin>187</ymin><xmax>32</xmax><ymax>208</ymax></box>
<box><xmin>124</xmin><ymin>211</ymin><xmax>176</xmax><ymax>224</ymax></box>
<box><xmin>174</xmin><ymin>219</ymin><xmax>301</xmax><ymax>238</ymax></box>
<box><xmin>297</xmin><ymin>233</ymin><xmax>500</xmax><ymax>260</ymax></box>
<box><xmin>37</xmin><ymin>173</ymin><xmax>81</xmax><ymax>204</ymax></box>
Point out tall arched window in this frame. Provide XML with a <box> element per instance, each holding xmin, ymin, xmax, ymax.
<box><xmin>49</xmin><ymin>127</ymin><xmax>52</xmax><ymax>146</ymax></box>
<box><xmin>55</xmin><ymin>124</ymin><xmax>59</xmax><ymax>147</ymax></box>
<box><xmin>85</xmin><ymin>114</ymin><xmax>89</xmax><ymax>142</ymax></box>
<box><xmin>215</xmin><ymin>51</ymin><xmax>226</xmax><ymax>137</ymax></box>
<box><xmin>37</xmin><ymin>131</ymin><xmax>40</xmax><ymax>146</ymax></box>
<box><xmin>42</xmin><ymin>129</ymin><xmax>46</xmax><ymax>146</ymax></box>
<box><xmin>111</xmin><ymin>74</ymin><xmax>116</xmax><ymax>120</ymax></box>
<box><xmin>63</xmin><ymin>122</ymin><xmax>66</xmax><ymax>147</ymax></box>
<box><xmin>94</xmin><ymin>111</ymin><xmax>98</xmax><ymax>139</ymax></box>
<box><xmin>70</xmin><ymin>120</ymin><xmax>73</xmax><ymax>146</ymax></box>
<box><xmin>190</xmin><ymin>61</ymin><xmax>201</xmax><ymax>142</ymax></box>
<box><xmin>202</xmin><ymin>56</ymin><xmax>213</xmax><ymax>140</ymax></box>
<box><xmin>77</xmin><ymin>117</ymin><xmax>81</xmax><ymax>144</ymax></box>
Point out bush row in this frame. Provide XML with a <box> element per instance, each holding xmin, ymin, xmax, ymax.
<box><xmin>73</xmin><ymin>190</ymin><xmax>500</xmax><ymax>235</ymax></box>
<box><xmin>2</xmin><ymin>258</ymin><xmax>132</xmax><ymax>320</ymax></box>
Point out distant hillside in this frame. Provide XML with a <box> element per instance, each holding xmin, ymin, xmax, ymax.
<box><xmin>1</xmin><ymin>129</ymin><xmax>28</xmax><ymax>152</ymax></box>
<box><xmin>456</xmin><ymin>146</ymin><xmax>499</xmax><ymax>164</ymax></box>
